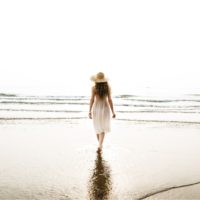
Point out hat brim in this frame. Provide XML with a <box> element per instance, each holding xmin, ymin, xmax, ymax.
<box><xmin>90</xmin><ymin>75</ymin><xmax>109</xmax><ymax>82</ymax></box>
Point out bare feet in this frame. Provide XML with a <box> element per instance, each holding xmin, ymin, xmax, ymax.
<box><xmin>98</xmin><ymin>144</ymin><xmax>102</xmax><ymax>151</ymax></box>
<box><xmin>97</xmin><ymin>147</ymin><xmax>101</xmax><ymax>153</ymax></box>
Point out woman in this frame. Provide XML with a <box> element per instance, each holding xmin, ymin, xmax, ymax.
<box><xmin>89</xmin><ymin>72</ymin><xmax>116</xmax><ymax>150</ymax></box>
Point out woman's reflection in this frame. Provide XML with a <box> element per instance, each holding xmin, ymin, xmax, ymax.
<box><xmin>88</xmin><ymin>150</ymin><xmax>112</xmax><ymax>200</ymax></box>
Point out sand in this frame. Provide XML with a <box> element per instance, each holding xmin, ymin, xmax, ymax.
<box><xmin>0</xmin><ymin>119</ymin><xmax>200</xmax><ymax>200</ymax></box>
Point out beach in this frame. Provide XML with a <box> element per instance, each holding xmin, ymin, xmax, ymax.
<box><xmin>1</xmin><ymin>0</ymin><xmax>200</xmax><ymax>198</ymax></box>
<box><xmin>0</xmin><ymin>93</ymin><xmax>200</xmax><ymax>199</ymax></box>
<box><xmin>0</xmin><ymin>119</ymin><xmax>200</xmax><ymax>200</ymax></box>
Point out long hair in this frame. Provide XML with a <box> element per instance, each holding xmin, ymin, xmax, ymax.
<box><xmin>95</xmin><ymin>82</ymin><xmax>109</xmax><ymax>98</ymax></box>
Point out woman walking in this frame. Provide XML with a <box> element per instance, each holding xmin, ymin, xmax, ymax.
<box><xmin>89</xmin><ymin>72</ymin><xmax>116</xmax><ymax>150</ymax></box>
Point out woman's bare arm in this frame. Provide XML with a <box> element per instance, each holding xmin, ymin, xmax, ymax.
<box><xmin>108</xmin><ymin>87</ymin><xmax>116</xmax><ymax>118</ymax></box>
<box><xmin>89</xmin><ymin>86</ymin><xmax>95</xmax><ymax>119</ymax></box>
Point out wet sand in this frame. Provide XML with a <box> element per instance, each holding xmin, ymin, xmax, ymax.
<box><xmin>0</xmin><ymin>119</ymin><xmax>200</xmax><ymax>199</ymax></box>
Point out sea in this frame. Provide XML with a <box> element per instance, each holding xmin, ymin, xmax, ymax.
<box><xmin>0</xmin><ymin>90</ymin><xmax>200</xmax><ymax>125</ymax></box>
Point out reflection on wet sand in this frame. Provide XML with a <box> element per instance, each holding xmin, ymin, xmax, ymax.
<box><xmin>88</xmin><ymin>150</ymin><xmax>112</xmax><ymax>200</ymax></box>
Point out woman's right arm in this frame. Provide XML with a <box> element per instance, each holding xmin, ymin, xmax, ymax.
<box><xmin>89</xmin><ymin>86</ymin><xmax>95</xmax><ymax>119</ymax></box>
<box><xmin>108</xmin><ymin>87</ymin><xmax>116</xmax><ymax>118</ymax></box>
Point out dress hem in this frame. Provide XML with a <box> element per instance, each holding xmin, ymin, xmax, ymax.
<box><xmin>95</xmin><ymin>130</ymin><xmax>110</xmax><ymax>134</ymax></box>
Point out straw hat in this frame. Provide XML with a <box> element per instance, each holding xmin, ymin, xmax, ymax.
<box><xmin>90</xmin><ymin>72</ymin><xmax>109</xmax><ymax>83</ymax></box>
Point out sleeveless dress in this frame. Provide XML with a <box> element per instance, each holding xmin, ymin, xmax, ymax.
<box><xmin>92</xmin><ymin>96</ymin><xmax>111</xmax><ymax>134</ymax></box>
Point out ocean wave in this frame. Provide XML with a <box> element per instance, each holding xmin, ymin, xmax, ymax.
<box><xmin>0</xmin><ymin>109</ymin><xmax>199</xmax><ymax>114</ymax></box>
<box><xmin>0</xmin><ymin>117</ymin><xmax>199</xmax><ymax>125</ymax></box>
<box><xmin>115</xmin><ymin>118</ymin><xmax>200</xmax><ymax>125</ymax></box>
<box><xmin>0</xmin><ymin>94</ymin><xmax>199</xmax><ymax>124</ymax></box>
<box><xmin>0</xmin><ymin>109</ymin><xmax>82</xmax><ymax>113</ymax></box>
<box><xmin>125</xmin><ymin>99</ymin><xmax>200</xmax><ymax>103</ymax></box>
<box><xmin>0</xmin><ymin>117</ymin><xmax>87</xmax><ymax>120</ymax></box>
<box><xmin>117</xmin><ymin>110</ymin><xmax>200</xmax><ymax>114</ymax></box>
<box><xmin>0</xmin><ymin>101</ymin><xmax>89</xmax><ymax>105</ymax></box>
<box><xmin>0</xmin><ymin>93</ymin><xmax>17</xmax><ymax>97</ymax></box>
<box><xmin>1</xmin><ymin>101</ymin><xmax>200</xmax><ymax>109</ymax></box>
<box><xmin>0</xmin><ymin>97</ymin><xmax>88</xmax><ymax>101</ymax></box>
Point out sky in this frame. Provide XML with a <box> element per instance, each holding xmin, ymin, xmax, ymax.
<box><xmin>0</xmin><ymin>0</ymin><xmax>200</xmax><ymax>96</ymax></box>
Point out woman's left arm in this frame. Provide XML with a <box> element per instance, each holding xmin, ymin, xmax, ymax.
<box><xmin>108</xmin><ymin>87</ymin><xmax>116</xmax><ymax>118</ymax></box>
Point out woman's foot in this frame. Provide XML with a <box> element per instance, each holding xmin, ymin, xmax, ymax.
<box><xmin>98</xmin><ymin>144</ymin><xmax>102</xmax><ymax>151</ymax></box>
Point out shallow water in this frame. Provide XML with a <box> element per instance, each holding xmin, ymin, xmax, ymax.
<box><xmin>0</xmin><ymin>121</ymin><xmax>200</xmax><ymax>199</ymax></box>
<box><xmin>0</xmin><ymin>93</ymin><xmax>200</xmax><ymax>123</ymax></box>
<box><xmin>0</xmin><ymin>93</ymin><xmax>200</xmax><ymax>199</ymax></box>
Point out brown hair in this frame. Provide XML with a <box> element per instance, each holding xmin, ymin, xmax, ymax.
<box><xmin>95</xmin><ymin>82</ymin><xmax>109</xmax><ymax>98</ymax></box>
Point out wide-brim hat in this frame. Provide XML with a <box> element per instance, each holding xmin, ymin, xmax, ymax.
<box><xmin>90</xmin><ymin>72</ymin><xmax>109</xmax><ymax>83</ymax></box>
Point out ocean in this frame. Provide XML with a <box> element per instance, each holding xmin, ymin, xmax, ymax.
<box><xmin>0</xmin><ymin>92</ymin><xmax>200</xmax><ymax>124</ymax></box>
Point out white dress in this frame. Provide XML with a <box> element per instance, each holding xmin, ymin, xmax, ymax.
<box><xmin>92</xmin><ymin>96</ymin><xmax>111</xmax><ymax>134</ymax></box>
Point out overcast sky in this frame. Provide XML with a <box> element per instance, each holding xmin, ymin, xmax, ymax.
<box><xmin>0</xmin><ymin>0</ymin><xmax>200</xmax><ymax>95</ymax></box>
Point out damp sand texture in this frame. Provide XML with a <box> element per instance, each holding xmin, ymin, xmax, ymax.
<box><xmin>0</xmin><ymin>93</ymin><xmax>200</xmax><ymax>199</ymax></box>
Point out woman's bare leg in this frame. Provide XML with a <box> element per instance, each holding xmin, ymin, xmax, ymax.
<box><xmin>96</xmin><ymin>134</ymin><xmax>100</xmax><ymax>141</ymax></box>
<box><xmin>98</xmin><ymin>132</ymin><xmax>105</xmax><ymax>149</ymax></box>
